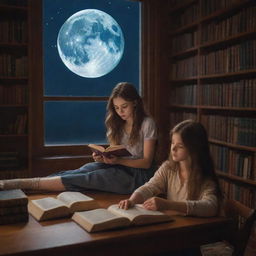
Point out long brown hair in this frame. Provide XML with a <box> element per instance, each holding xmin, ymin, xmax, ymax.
<box><xmin>169</xmin><ymin>120</ymin><xmax>222</xmax><ymax>200</ymax></box>
<box><xmin>105</xmin><ymin>82</ymin><xmax>147</xmax><ymax>145</ymax></box>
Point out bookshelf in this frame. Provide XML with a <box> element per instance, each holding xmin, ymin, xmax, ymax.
<box><xmin>168</xmin><ymin>0</ymin><xmax>256</xmax><ymax>208</ymax></box>
<box><xmin>0</xmin><ymin>0</ymin><xmax>30</xmax><ymax>178</ymax></box>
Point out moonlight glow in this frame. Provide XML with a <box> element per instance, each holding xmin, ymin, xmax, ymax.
<box><xmin>57</xmin><ymin>9</ymin><xmax>125</xmax><ymax>78</ymax></box>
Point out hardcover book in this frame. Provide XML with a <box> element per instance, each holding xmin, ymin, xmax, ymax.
<box><xmin>0</xmin><ymin>213</ymin><xmax>29</xmax><ymax>225</ymax></box>
<box><xmin>72</xmin><ymin>204</ymin><xmax>173</xmax><ymax>232</ymax></box>
<box><xmin>87</xmin><ymin>144</ymin><xmax>132</xmax><ymax>158</ymax></box>
<box><xmin>0</xmin><ymin>205</ymin><xmax>28</xmax><ymax>216</ymax></box>
<box><xmin>28</xmin><ymin>191</ymin><xmax>99</xmax><ymax>221</ymax></box>
<box><xmin>0</xmin><ymin>189</ymin><xmax>28</xmax><ymax>207</ymax></box>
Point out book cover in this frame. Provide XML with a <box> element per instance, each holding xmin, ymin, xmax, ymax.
<box><xmin>87</xmin><ymin>144</ymin><xmax>132</xmax><ymax>158</ymax></box>
<box><xmin>0</xmin><ymin>189</ymin><xmax>28</xmax><ymax>207</ymax></box>
<box><xmin>28</xmin><ymin>191</ymin><xmax>99</xmax><ymax>221</ymax></box>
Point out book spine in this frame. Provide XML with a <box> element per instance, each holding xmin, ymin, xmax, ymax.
<box><xmin>0</xmin><ymin>213</ymin><xmax>28</xmax><ymax>225</ymax></box>
<box><xmin>0</xmin><ymin>198</ymin><xmax>28</xmax><ymax>207</ymax></box>
<box><xmin>0</xmin><ymin>205</ymin><xmax>28</xmax><ymax>216</ymax></box>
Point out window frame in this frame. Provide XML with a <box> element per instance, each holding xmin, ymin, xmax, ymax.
<box><xmin>30</xmin><ymin>0</ymin><xmax>143</xmax><ymax>157</ymax></box>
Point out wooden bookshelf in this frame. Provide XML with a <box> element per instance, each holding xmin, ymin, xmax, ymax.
<box><xmin>168</xmin><ymin>0</ymin><xmax>256</xmax><ymax>208</ymax></box>
<box><xmin>0</xmin><ymin>0</ymin><xmax>30</xmax><ymax>179</ymax></box>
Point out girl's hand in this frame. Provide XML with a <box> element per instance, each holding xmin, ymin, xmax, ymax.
<box><xmin>92</xmin><ymin>152</ymin><xmax>104</xmax><ymax>163</ymax></box>
<box><xmin>118</xmin><ymin>199</ymin><xmax>135</xmax><ymax>210</ymax></box>
<box><xmin>103</xmin><ymin>155</ymin><xmax>119</xmax><ymax>164</ymax></box>
<box><xmin>143</xmin><ymin>197</ymin><xmax>169</xmax><ymax>211</ymax></box>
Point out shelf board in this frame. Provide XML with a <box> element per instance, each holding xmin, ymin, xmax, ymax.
<box><xmin>170</xmin><ymin>76</ymin><xmax>198</xmax><ymax>82</ymax></box>
<box><xmin>170</xmin><ymin>21</ymin><xmax>198</xmax><ymax>36</ymax></box>
<box><xmin>199</xmin><ymin>0</ymin><xmax>252</xmax><ymax>23</ymax></box>
<box><xmin>199</xmin><ymin>31</ymin><xmax>256</xmax><ymax>50</ymax></box>
<box><xmin>0</xmin><ymin>104</ymin><xmax>28</xmax><ymax>108</ymax></box>
<box><xmin>0</xmin><ymin>42</ymin><xmax>28</xmax><ymax>48</ymax></box>
<box><xmin>169</xmin><ymin>0</ymin><xmax>197</xmax><ymax>14</ymax></box>
<box><xmin>209</xmin><ymin>139</ymin><xmax>256</xmax><ymax>152</ymax></box>
<box><xmin>199</xmin><ymin>106</ymin><xmax>256</xmax><ymax>112</ymax></box>
<box><xmin>169</xmin><ymin>104</ymin><xmax>198</xmax><ymax>109</ymax></box>
<box><xmin>0</xmin><ymin>76</ymin><xmax>28</xmax><ymax>81</ymax></box>
<box><xmin>0</xmin><ymin>134</ymin><xmax>28</xmax><ymax>137</ymax></box>
<box><xmin>171</xmin><ymin>47</ymin><xmax>198</xmax><ymax>58</ymax></box>
<box><xmin>216</xmin><ymin>170</ymin><xmax>256</xmax><ymax>187</ymax></box>
<box><xmin>0</xmin><ymin>4</ymin><xmax>27</xmax><ymax>12</ymax></box>
<box><xmin>199</xmin><ymin>69</ymin><xmax>256</xmax><ymax>80</ymax></box>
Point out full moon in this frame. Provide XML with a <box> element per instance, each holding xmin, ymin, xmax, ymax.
<box><xmin>57</xmin><ymin>9</ymin><xmax>124</xmax><ymax>78</ymax></box>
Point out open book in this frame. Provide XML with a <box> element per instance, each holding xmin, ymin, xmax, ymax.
<box><xmin>28</xmin><ymin>192</ymin><xmax>99</xmax><ymax>221</ymax></box>
<box><xmin>87</xmin><ymin>144</ymin><xmax>132</xmax><ymax>158</ymax></box>
<box><xmin>72</xmin><ymin>204</ymin><xmax>173</xmax><ymax>232</ymax></box>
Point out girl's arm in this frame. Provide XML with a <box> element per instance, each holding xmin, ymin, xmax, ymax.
<box><xmin>143</xmin><ymin>184</ymin><xmax>219</xmax><ymax>217</ymax></box>
<box><xmin>143</xmin><ymin>197</ymin><xmax>187</xmax><ymax>214</ymax></box>
<box><xmin>104</xmin><ymin>139</ymin><xmax>157</xmax><ymax>169</ymax></box>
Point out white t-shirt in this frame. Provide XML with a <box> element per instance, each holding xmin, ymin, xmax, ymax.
<box><xmin>120</xmin><ymin>117</ymin><xmax>157</xmax><ymax>159</ymax></box>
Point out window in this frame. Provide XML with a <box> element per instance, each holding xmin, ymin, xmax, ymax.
<box><xmin>42</xmin><ymin>0</ymin><xmax>141</xmax><ymax>147</ymax></box>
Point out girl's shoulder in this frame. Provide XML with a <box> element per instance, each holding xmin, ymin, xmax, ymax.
<box><xmin>141</xmin><ymin>116</ymin><xmax>157</xmax><ymax>131</ymax></box>
<box><xmin>142</xmin><ymin>116</ymin><xmax>156</xmax><ymax>126</ymax></box>
<box><xmin>158</xmin><ymin>160</ymin><xmax>177</xmax><ymax>175</ymax></box>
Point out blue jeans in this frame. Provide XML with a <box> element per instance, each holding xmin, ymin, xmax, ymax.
<box><xmin>49</xmin><ymin>162</ymin><xmax>156</xmax><ymax>194</ymax></box>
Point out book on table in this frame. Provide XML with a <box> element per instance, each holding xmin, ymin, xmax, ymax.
<box><xmin>0</xmin><ymin>189</ymin><xmax>29</xmax><ymax>225</ymax></box>
<box><xmin>0</xmin><ymin>189</ymin><xmax>28</xmax><ymax>207</ymax></box>
<box><xmin>0</xmin><ymin>213</ymin><xmax>29</xmax><ymax>225</ymax></box>
<box><xmin>87</xmin><ymin>144</ymin><xmax>132</xmax><ymax>158</ymax></box>
<box><xmin>72</xmin><ymin>204</ymin><xmax>173</xmax><ymax>232</ymax></box>
<box><xmin>28</xmin><ymin>191</ymin><xmax>99</xmax><ymax>221</ymax></box>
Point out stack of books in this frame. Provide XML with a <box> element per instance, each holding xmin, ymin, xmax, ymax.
<box><xmin>0</xmin><ymin>189</ymin><xmax>29</xmax><ymax>225</ymax></box>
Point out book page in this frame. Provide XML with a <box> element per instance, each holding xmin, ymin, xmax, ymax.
<box><xmin>28</xmin><ymin>197</ymin><xmax>70</xmax><ymax>221</ymax></box>
<box><xmin>105</xmin><ymin>145</ymin><xmax>125</xmax><ymax>152</ymax></box>
<box><xmin>33</xmin><ymin>197</ymin><xmax>66</xmax><ymax>210</ymax></box>
<box><xmin>108</xmin><ymin>204</ymin><xmax>172</xmax><ymax>225</ymax></box>
<box><xmin>57</xmin><ymin>192</ymin><xmax>99</xmax><ymax>212</ymax></box>
<box><xmin>72</xmin><ymin>208</ymin><xmax>130</xmax><ymax>232</ymax></box>
<box><xmin>88</xmin><ymin>144</ymin><xmax>105</xmax><ymax>152</ymax></box>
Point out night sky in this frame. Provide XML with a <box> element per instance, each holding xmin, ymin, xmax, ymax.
<box><xmin>43</xmin><ymin>0</ymin><xmax>140</xmax><ymax>96</ymax></box>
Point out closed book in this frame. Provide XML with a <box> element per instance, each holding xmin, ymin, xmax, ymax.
<box><xmin>0</xmin><ymin>205</ymin><xmax>28</xmax><ymax>216</ymax></box>
<box><xmin>0</xmin><ymin>213</ymin><xmax>28</xmax><ymax>225</ymax></box>
<box><xmin>0</xmin><ymin>189</ymin><xmax>28</xmax><ymax>207</ymax></box>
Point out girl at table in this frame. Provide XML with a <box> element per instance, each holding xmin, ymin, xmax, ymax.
<box><xmin>119</xmin><ymin>119</ymin><xmax>223</xmax><ymax>217</ymax></box>
<box><xmin>0</xmin><ymin>82</ymin><xmax>158</xmax><ymax>194</ymax></box>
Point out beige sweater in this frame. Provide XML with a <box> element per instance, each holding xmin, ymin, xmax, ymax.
<box><xmin>134</xmin><ymin>160</ymin><xmax>219</xmax><ymax>217</ymax></box>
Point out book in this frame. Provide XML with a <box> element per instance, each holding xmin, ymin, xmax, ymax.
<box><xmin>28</xmin><ymin>191</ymin><xmax>99</xmax><ymax>221</ymax></box>
<box><xmin>0</xmin><ymin>205</ymin><xmax>28</xmax><ymax>216</ymax></box>
<box><xmin>0</xmin><ymin>213</ymin><xmax>29</xmax><ymax>225</ymax></box>
<box><xmin>72</xmin><ymin>204</ymin><xmax>173</xmax><ymax>233</ymax></box>
<box><xmin>0</xmin><ymin>189</ymin><xmax>28</xmax><ymax>207</ymax></box>
<box><xmin>87</xmin><ymin>144</ymin><xmax>132</xmax><ymax>158</ymax></box>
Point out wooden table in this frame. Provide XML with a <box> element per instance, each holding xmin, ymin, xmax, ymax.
<box><xmin>0</xmin><ymin>192</ymin><xmax>233</xmax><ymax>256</ymax></box>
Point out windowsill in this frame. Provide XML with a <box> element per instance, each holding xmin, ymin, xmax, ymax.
<box><xmin>35</xmin><ymin>155</ymin><xmax>91</xmax><ymax>160</ymax></box>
